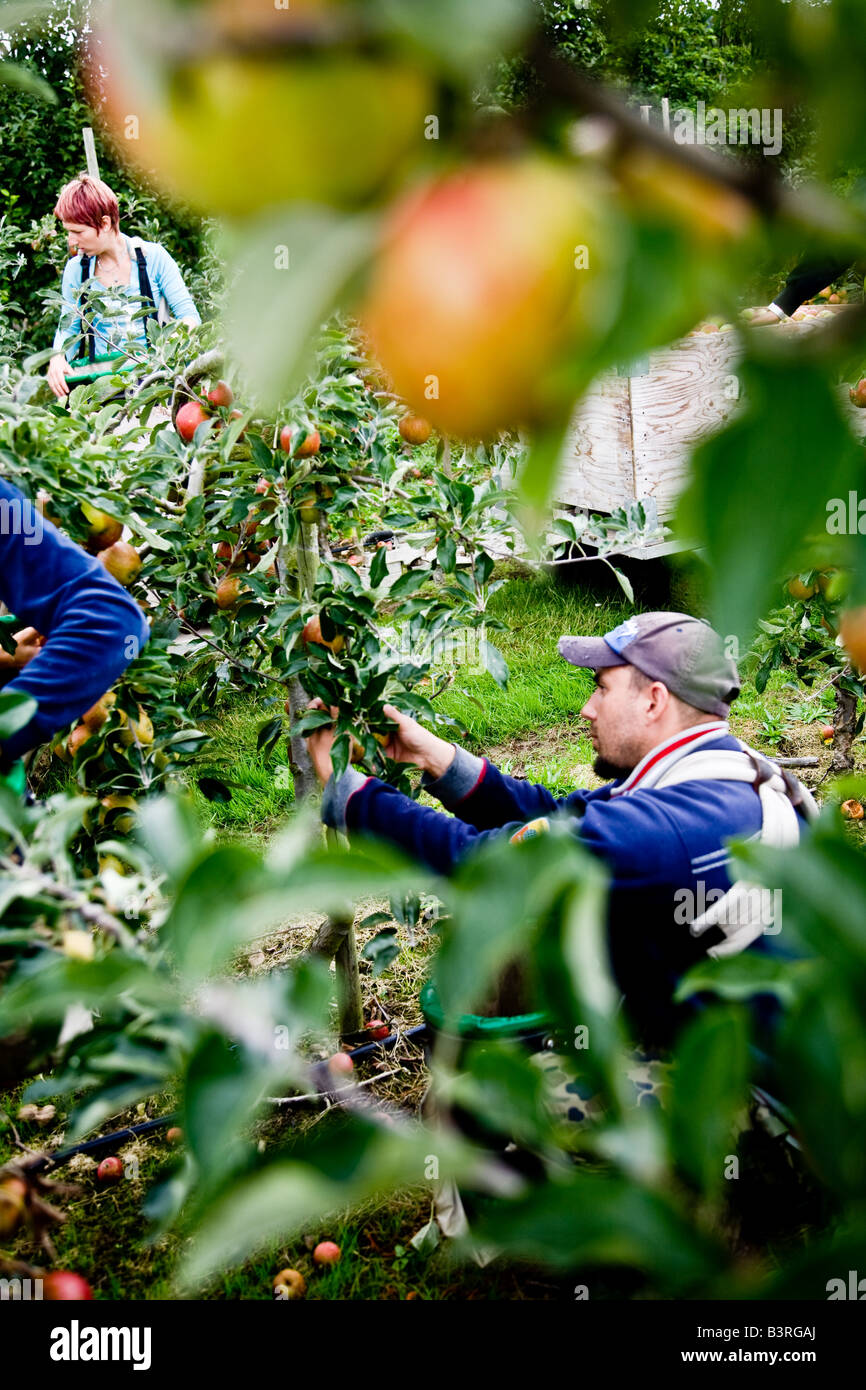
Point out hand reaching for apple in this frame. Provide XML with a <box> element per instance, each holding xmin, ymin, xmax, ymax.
<box><xmin>742</xmin><ymin>307</ymin><xmax>783</xmax><ymax>326</ymax></box>
<box><xmin>377</xmin><ymin>703</ymin><xmax>456</xmax><ymax>778</ymax></box>
<box><xmin>0</xmin><ymin>627</ymin><xmax>47</xmax><ymax>684</ymax></box>
<box><xmin>303</xmin><ymin>698</ymin><xmax>456</xmax><ymax>785</ymax></box>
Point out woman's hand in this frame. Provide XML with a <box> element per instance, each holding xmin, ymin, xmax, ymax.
<box><xmin>47</xmin><ymin>354</ymin><xmax>72</xmax><ymax>399</ymax></box>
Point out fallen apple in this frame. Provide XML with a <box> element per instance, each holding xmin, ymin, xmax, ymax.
<box><xmin>818</xmin><ymin>724</ymin><xmax>835</xmax><ymax>743</ymax></box>
<box><xmin>0</xmin><ymin>1175</ymin><xmax>28</xmax><ymax>1237</ymax></box>
<box><xmin>273</xmin><ymin>1268</ymin><xmax>306</xmax><ymax>1300</ymax></box>
<box><xmin>313</xmin><ymin>1240</ymin><xmax>342</xmax><ymax>1266</ymax></box>
<box><xmin>327</xmin><ymin>1052</ymin><xmax>354</xmax><ymax>1078</ymax></box>
<box><xmin>96</xmin><ymin>1156</ymin><xmax>123</xmax><ymax>1183</ymax></box>
<box><xmin>165</xmin><ymin>1126</ymin><xmax>184</xmax><ymax>1145</ymax></box>
<box><xmin>366</xmin><ymin>1019</ymin><xmax>390</xmax><ymax>1041</ymax></box>
<box><xmin>841</xmin><ymin>799</ymin><xmax>864</xmax><ymax>820</ymax></box>
<box><xmin>43</xmin><ymin>1270</ymin><xmax>94</xmax><ymax>1301</ymax></box>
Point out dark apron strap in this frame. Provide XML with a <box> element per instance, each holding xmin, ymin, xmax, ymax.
<box><xmin>134</xmin><ymin>245</ymin><xmax>158</xmax><ymax>337</ymax></box>
<box><xmin>79</xmin><ymin>252</ymin><xmax>96</xmax><ymax>363</ymax></box>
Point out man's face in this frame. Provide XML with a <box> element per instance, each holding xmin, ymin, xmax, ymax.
<box><xmin>580</xmin><ymin>665</ymin><xmax>653</xmax><ymax>779</ymax></box>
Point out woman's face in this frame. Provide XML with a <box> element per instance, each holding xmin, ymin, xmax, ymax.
<box><xmin>62</xmin><ymin>217</ymin><xmax>114</xmax><ymax>256</ymax></box>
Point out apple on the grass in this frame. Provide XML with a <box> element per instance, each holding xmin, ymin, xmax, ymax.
<box><xmin>96</xmin><ymin>1156</ymin><xmax>123</xmax><ymax>1183</ymax></box>
<box><xmin>313</xmin><ymin>1241</ymin><xmax>341</xmax><ymax>1266</ymax></box>
<box><xmin>43</xmin><ymin>1271</ymin><xmax>94</xmax><ymax>1301</ymax></box>
<box><xmin>273</xmin><ymin>1268</ymin><xmax>306</xmax><ymax>1300</ymax></box>
<box><xmin>327</xmin><ymin>1052</ymin><xmax>354</xmax><ymax>1078</ymax></box>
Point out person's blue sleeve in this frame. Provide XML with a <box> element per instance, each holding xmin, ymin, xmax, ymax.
<box><xmin>323</xmin><ymin>771</ymin><xmax>526</xmax><ymax>875</ymax></box>
<box><xmin>0</xmin><ymin>478</ymin><xmax>150</xmax><ymax>763</ymax></box>
<box><xmin>52</xmin><ymin>256</ymin><xmax>83</xmax><ymax>362</ymax></box>
<box><xmin>418</xmin><ymin>744</ymin><xmax>606</xmax><ymax>828</ymax></box>
<box><xmin>320</xmin><ymin>753</ymin><xmax>611</xmax><ymax>877</ymax></box>
<box><xmin>151</xmin><ymin>243</ymin><xmax>201</xmax><ymax>324</ymax></box>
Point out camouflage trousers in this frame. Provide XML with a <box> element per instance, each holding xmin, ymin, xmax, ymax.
<box><xmin>529</xmin><ymin>1046</ymin><xmax>673</xmax><ymax>1126</ymax></box>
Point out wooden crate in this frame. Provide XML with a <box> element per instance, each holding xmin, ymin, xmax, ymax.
<box><xmin>557</xmin><ymin>307</ymin><xmax>861</xmax><ymax>527</ymax></box>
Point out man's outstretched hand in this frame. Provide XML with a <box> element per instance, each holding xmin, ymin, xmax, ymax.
<box><xmin>304</xmin><ymin>698</ymin><xmax>457</xmax><ymax>786</ymax></box>
<box><xmin>378</xmin><ymin>704</ymin><xmax>456</xmax><ymax>778</ymax></box>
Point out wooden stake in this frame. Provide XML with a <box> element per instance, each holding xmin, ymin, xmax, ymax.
<box><xmin>334</xmin><ymin>914</ymin><xmax>364</xmax><ymax>1036</ymax></box>
<box><xmin>82</xmin><ymin>128</ymin><xmax>100</xmax><ymax>180</ymax></box>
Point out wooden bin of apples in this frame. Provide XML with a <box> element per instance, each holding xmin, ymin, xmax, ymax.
<box><xmin>557</xmin><ymin>300</ymin><xmax>860</xmax><ymax>551</ymax></box>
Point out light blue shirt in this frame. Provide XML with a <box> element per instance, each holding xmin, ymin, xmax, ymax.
<box><xmin>53</xmin><ymin>233</ymin><xmax>201</xmax><ymax>362</ymax></box>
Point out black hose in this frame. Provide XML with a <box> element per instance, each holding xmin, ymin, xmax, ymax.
<box><xmin>23</xmin><ymin>1025</ymin><xmax>431</xmax><ymax>1174</ymax></box>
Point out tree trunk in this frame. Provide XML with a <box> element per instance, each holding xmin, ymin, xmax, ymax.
<box><xmin>334</xmin><ymin>916</ymin><xmax>364</xmax><ymax>1036</ymax></box>
<box><xmin>830</xmin><ymin>685</ymin><xmax>858</xmax><ymax>774</ymax></box>
<box><xmin>286</xmin><ymin>675</ymin><xmax>318</xmax><ymax>803</ymax></box>
<box><xmin>292</xmin><ymin>508</ymin><xmax>363</xmax><ymax>1033</ymax></box>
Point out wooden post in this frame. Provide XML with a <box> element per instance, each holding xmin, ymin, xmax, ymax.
<box><xmin>82</xmin><ymin>128</ymin><xmax>100</xmax><ymax>180</ymax></box>
<box><xmin>291</xmin><ymin>509</ymin><xmax>364</xmax><ymax>1036</ymax></box>
<box><xmin>334</xmin><ymin>916</ymin><xmax>364</xmax><ymax>1036</ymax></box>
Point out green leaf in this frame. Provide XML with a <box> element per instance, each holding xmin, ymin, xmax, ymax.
<box><xmin>480</xmin><ymin>639</ymin><xmax>509</xmax><ymax>687</ymax></box>
<box><xmin>389</xmin><ymin>568</ymin><xmax>430</xmax><ymax>599</ymax></box>
<box><xmin>666</xmin><ymin>1006</ymin><xmax>750</xmax><ymax>1196</ymax></box>
<box><xmin>256</xmin><ymin>716</ymin><xmax>284</xmax><ymax>760</ymax></box>
<box><xmin>436</xmin><ymin>534</ymin><xmax>457</xmax><ymax>573</ymax></box>
<box><xmin>369</xmin><ymin>543</ymin><xmax>389</xmax><ymax>589</ymax></box>
<box><xmin>676</xmin><ymin>353</ymin><xmax>863</xmax><ymax>642</ymax></box>
<box><xmin>610</xmin><ymin>567</ymin><xmax>634</xmax><ymax>603</ymax></box>
<box><xmin>675</xmin><ymin>952</ymin><xmax>803</xmax><ymax>1006</ymax></box>
<box><xmin>361</xmin><ymin>927</ymin><xmax>400</xmax><ymax>977</ymax></box>
<box><xmin>290</xmin><ymin>708</ymin><xmax>334</xmax><ymax>738</ymax></box>
<box><xmin>0</xmin><ymin>691</ymin><xmax>37</xmax><ymax>741</ymax></box>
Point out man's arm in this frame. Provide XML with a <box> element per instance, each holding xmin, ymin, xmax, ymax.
<box><xmin>0</xmin><ymin>478</ymin><xmax>150</xmax><ymax>764</ymax></box>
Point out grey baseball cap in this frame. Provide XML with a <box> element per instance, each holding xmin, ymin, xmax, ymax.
<box><xmin>558</xmin><ymin>612</ymin><xmax>740</xmax><ymax>717</ymax></box>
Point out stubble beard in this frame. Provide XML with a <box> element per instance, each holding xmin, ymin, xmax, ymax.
<box><xmin>592</xmin><ymin>754</ymin><xmax>635</xmax><ymax>781</ymax></box>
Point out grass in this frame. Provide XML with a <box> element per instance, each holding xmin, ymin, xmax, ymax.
<box><xmin>3</xmin><ymin>568</ymin><xmax>861</xmax><ymax>1299</ymax></box>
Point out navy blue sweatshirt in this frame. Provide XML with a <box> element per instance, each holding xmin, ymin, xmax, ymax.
<box><xmin>0</xmin><ymin>477</ymin><xmax>150</xmax><ymax>764</ymax></box>
<box><xmin>323</xmin><ymin>731</ymin><xmax>805</xmax><ymax>1045</ymax></box>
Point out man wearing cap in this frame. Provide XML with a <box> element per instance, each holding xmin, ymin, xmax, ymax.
<box><xmin>307</xmin><ymin>611</ymin><xmax>816</xmax><ymax>1045</ymax></box>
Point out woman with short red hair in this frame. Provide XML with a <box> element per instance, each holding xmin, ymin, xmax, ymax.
<box><xmin>48</xmin><ymin>173</ymin><xmax>200</xmax><ymax>399</ymax></box>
